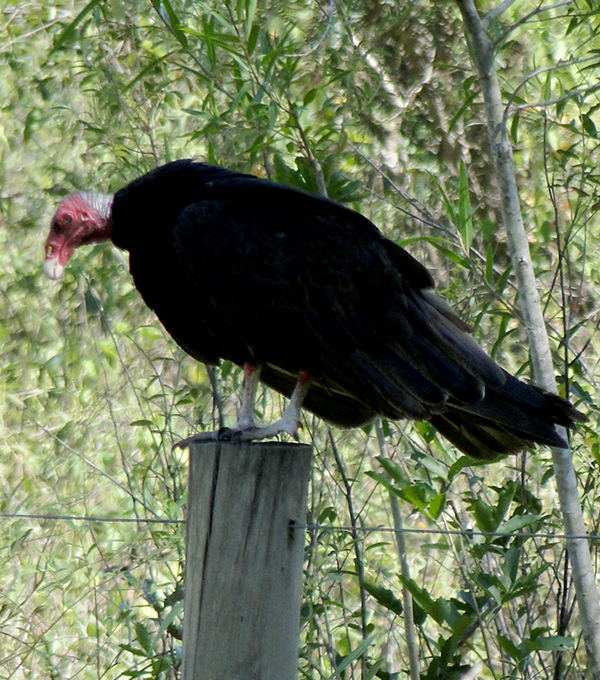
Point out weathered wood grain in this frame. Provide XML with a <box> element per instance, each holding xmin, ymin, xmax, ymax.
<box><xmin>182</xmin><ymin>440</ymin><xmax>312</xmax><ymax>680</ymax></box>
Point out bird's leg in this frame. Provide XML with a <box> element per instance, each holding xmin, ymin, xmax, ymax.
<box><xmin>235</xmin><ymin>370</ymin><xmax>312</xmax><ymax>442</ymax></box>
<box><xmin>175</xmin><ymin>368</ymin><xmax>312</xmax><ymax>449</ymax></box>
<box><xmin>236</xmin><ymin>362</ymin><xmax>260</xmax><ymax>429</ymax></box>
<box><xmin>174</xmin><ymin>362</ymin><xmax>260</xmax><ymax>448</ymax></box>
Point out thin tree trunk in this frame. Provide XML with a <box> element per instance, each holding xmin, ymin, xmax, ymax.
<box><xmin>456</xmin><ymin>1</ymin><xmax>600</xmax><ymax>675</ymax></box>
<box><xmin>375</xmin><ymin>421</ymin><xmax>420</xmax><ymax>680</ymax></box>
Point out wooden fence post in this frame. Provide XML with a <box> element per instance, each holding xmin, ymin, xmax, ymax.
<box><xmin>182</xmin><ymin>440</ymin><xmax>312</xmax><ymax>680</ymax></box>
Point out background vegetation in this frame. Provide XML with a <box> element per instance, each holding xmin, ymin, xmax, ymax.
<box><xmin>1</xmin><ymin>0</ymin><xmax>599</xmax><ymax>677</ymax></box>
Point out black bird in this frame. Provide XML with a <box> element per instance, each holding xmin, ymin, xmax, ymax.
<box><xmin>43</xmin><ymin>159</ymin><xmax>586</xmax><ymax>459</ymax></box>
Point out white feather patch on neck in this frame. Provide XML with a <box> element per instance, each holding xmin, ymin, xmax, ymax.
<box><xmin>75</xmin><ymin>192</ymin><xmax>114</xmax><ymax>219</ymax></box>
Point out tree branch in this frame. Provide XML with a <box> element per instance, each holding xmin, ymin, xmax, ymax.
<box><xmin>481</xmin><ymin>0</ymin><xmax>519</xmax><ymax>30</ymax></box>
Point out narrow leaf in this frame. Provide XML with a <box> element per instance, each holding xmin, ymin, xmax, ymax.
<box><xmin>50</xmin><ymin>0</ymin><xmax>104</xmax><ymax>53</ymax></box>
<box><xmin>524</xmin><ymin>635</ymin><xmax>574</xmax><ymax>652</ymax></box>
<box><xmin>152</xmin><ymin>601</ymin><xmax>184</xmax><ymax>649</ymax></box>
<box><xmin>324</xmin><ymin>632</ymin><xmax>376</xmax><ymax>680</ymax></box>
<box><xmin>582</xmin><ymin>113</ymin><xmax>597</xmax><ymax>137</ymax></box>
<box><xmin>362</xmin><ymin>580</ymin><xmax>403</xmax><ymax>616</ymax></box>
<box><xmin>377</xmin><ymin>456</ymin><xmax>407</xmax><ymax>485</ymax></box>
<box><xmin>159</xmin><ymin>0</ymin><xmax>189</xmax><ymax>48</ymax></box>
<box><xmin>245</xmin><ymin>0</ymin><xmax>258</xmax><ymax>39</ymax></box>
<box><xmin>134</xmin><ymin>622</ymin><xmax>153</xmax><ymax>655</ymax></box>
<box><xmin>458</xmin><ymin>161</ymin><xmax>473</xmax><ymax>252</ymax></box>
<box><xmin>426</xmin><ymin>171</ymin><xmax>457</xmax><ymax>225</ymax></box>
<box><xmin>472</xmin><ymin>498</ymin><xmax>499</xmax><ymax>533</ymax></box>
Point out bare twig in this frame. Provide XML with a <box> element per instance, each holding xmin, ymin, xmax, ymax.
<box><xmin>287</xmin><ymin>0</ymin><xmax>335</xmax><ymax>57</ymax></box>
<box><xmin>492</xmin><ymin>0</ymin><xmax>577</xmax><ymax>48</ymax></box>
<box><xmin>328</xmin><ymin>428</ymin><xmax>368</xmax><ymax>677</ymax></box>
<box><xmin>0</xmin><ymin>17</ymin><xmax>62</xmax><ymax>53</ymax></box>
<box><xmin>502</xmin><ymin>55</ymin><xmax>600</xmax><ymax>129</ymax></box>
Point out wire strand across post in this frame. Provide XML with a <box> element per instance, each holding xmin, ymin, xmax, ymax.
<box><xmin>182</xmin><ymin>440</ymin><xmax>312</xmax><ymax>680</ymax></box>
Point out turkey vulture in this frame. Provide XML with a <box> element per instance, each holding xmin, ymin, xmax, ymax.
<box><xmin>43</xmin><ymin>159</ymin><xmax>586</xmax><ymax>459</ymax></box>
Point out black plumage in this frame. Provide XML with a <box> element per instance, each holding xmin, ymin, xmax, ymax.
<box><xmin>44</xmin><ymin>159</ymin><xmax>586</xmax><ymax>459</ymax></box>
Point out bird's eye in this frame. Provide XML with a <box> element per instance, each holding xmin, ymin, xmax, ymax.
<box><xmin>63</xmin><ymin>214</ymin><xmax>73</xmax><ymax>225</ymax></box>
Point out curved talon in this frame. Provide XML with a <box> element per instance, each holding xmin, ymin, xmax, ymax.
<box><xmin>173</xmin><ymin>430</ymin><xmax>220</xmax><ymax>450</ymax></box>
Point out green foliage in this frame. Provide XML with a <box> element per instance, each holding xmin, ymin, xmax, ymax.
<box><xmin>1</xmin><ymin>1</ymin><xmax>600</xmax><ymax>679</ymax></box>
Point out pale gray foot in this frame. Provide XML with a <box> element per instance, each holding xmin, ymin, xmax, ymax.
<box><xmin>175</xmin><ymin>368</ymin><xmax>312</xmax><ymax>448</ymax></box>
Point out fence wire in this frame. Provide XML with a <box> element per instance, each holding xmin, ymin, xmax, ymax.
<box><xmin>2</xmin><ymin>511</ymin><xmax>599</xmax><ymax>542</ymax></box>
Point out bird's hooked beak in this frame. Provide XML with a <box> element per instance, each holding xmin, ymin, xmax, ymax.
<box><xmin>43</xmin><ymin>231</ymin><xmax>74</xmax><ymax>280</ymax></box>
<box><xmin>43</xmin><ymin>249</ymin><xmax>67</xmax><ymax>280</ymax></box>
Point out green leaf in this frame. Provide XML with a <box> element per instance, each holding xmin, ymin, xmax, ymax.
<box><xmin>416</xmin><ymin>454</ymin><xmax>448</xmax><ymax>480</ymax></box>
<box><xmin>495</xmin><ymin>481</ymin><xmax>517</xmax><ymax>522</ymax></box>
<box><xmin>426</xmin><ymin>171</ymin><xmax>457</xmax><ymax>225</ymax></box>
<box><xmin>458</xmin><ymin>161</ymin><xmax>473</xmax><ymax>253</ymax></box>
<box><xmin>399</xmin><ymin>577</ymin><xmax>448</xmax><ymax>625</ymax></box>
<box><xmin>50</xmin><ymin>0</ymin><xmax>105</xmax><ymax>53</ymax></box>
<box><xmin>130</xmin><ymin>419</ymin><xmax>155</xmax><ymax>428</ymax></box>
<box><xmin>401</xmin><ymin>483</ymin><xmax>430</xmax><ymax>513</ymax></box>
<box><xmin>510</xmin><ymin>110</ymin><xmax>520</xmax><ymax>144</ymax></box>
<box><xmin>495</xmin><ymin>262</ymin><xmax>513</xmax><ymax>295</ymax></box>
<box><xmin>365</xmin><ymin>470</ymin><xmax>401</xmax><ymax>496</ymax></box>
<box><xmin>135</xmin><ymin>621</ymin><xmax>153</xmax><ymax>655</ymax></box>
<box><xmin>523</xmin><ymin>635</ymin><xmax>574</xmax><ymax>652</ymax></box>
<box><xmin>447</xmin><ymin>455</ymin><xmax>490</xmax><ymax>482</ymax></box>
<box><xmin>303</xmin><ymin>89</ymin><xmax>318</xmax><ymax>106</ymax></box>
<box><xmin>543</xmin><ymin>72</ymin><xmax>552</xmax><ymax>101</ymax></box>
<box><xmin>324</xmin><ymin>632</ymin><xmax>376</xmax><ymax>680</ymax></box>
<box><xmin>118</xmin><ymin>644</ymin><xmax>148</xmax><ymax>658</ymax></box>
<box><xmin>247</xmin><ymin>23</ymin><xmax>260</xmax><ymax>54</ymax></box>
<box><xmin>153</xmin><ymin>0</ymin><xmax>189</xmax><ymax>48</ymax></box>
<box><xmin>582</xmin><ymin>113</ymin><xmax>597</xmax><ymax>137</ymax></box>
<box><xmin>498</xmin><ymin>634</ymin><xmax>523</xmax><ymax>661</ymax></box>
<box><xmin>317</xmin><ymin>506</ymin><xmax>338</xmax><ymax>524</ymax></box>
<box><xmin>362</xmin><ymin>580</ymin><xmax>403</xmax><ymax>616</ymax></box>
<box><xmin>377</xmin><ymin>456</ymin><xmax>407</xmax><ymax>486</ymax></box>
<box><xmin>427</xmin><ymin>492</ymin><xmax>446</xmax><ymax>520</ymax></box>
<box><xmin>245</xmin><ymin>0</ymin><xmax>258</xmax><ymax>39</ymax></box>
<box><xmin>485</xmin><ymin>242</ymin><xmax>494</xmax><ymax>283</ymax></box>
<box><xmin>364</xmin><ymin>660</ymin><xmax>386</xmax><ymax>680</ymax></box>
<box><xmin>503</xmin><ymin>544</ymin><xmax>520</xmax><ymax>584</ymax></box>
<box><xmin>399</xmin><ymin>236</ymin><xmax>472</xmax><ymax>270</ymax></box>
<box><xmin>11</xmin><ymin>529</ymin><xmax>33</xmax><ymax>555</ymax></box>
<box><xmin>565</xmin><ymin>16</ymin><xmax>579</xmax><ymax>35</ymax></box>
<box><xmin>472</xmin><ymin>498</ymin><xmax>499</xmax><ymax>533</ymax></box>
<box><xmin>497</xmin><ymin>513</ymin><xmax>540</xmax><ymax>535</ymax></box>
<box><xmin>152</xmin><ymin>601</ymin><xmax>184</xmax><ymax>649</ymax></box>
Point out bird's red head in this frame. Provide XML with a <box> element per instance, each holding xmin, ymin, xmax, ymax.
<box><xmin>43</xmin><ymin>192</ymin><xmax>114</xmax><ymax>280</ymax></box>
